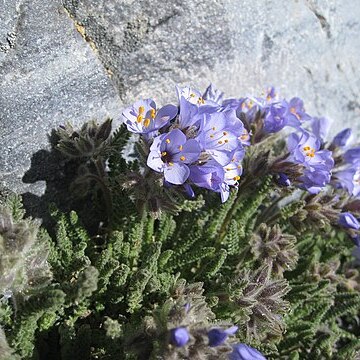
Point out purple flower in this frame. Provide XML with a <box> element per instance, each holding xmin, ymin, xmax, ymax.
<box><xmin>189</xmin><ymin>162</ymin><xmax>230</xmax><ymax>202</ymax></box>
<box><xmin>288</xmin><ymin>131</ymin><xmax>331</xmax><ymax>168</ymax></box>
<box><xmin>170</xmin><ymin>327</ymin><xmax>190</xmax><ymax>347</ymax></box>
<box><xmin>196</xmin><ymin>110</ymin><xmax>244</xmax><ymax>166</ymax></box>
<box><xmin>331</xmin><ymin>128</ymin><xmax>352</xmax><ymax>148</ymax></box>
<box><xmin>189</xmin><ymin>148</ymin><xmax>244</xmax><ymax>202</ymax></box>
<box><xmin>339</xmin><ymin>212</ymin><xmax>360</xmax><ymax>230</ymax></box>
<box><xmin>176</xmin><ymin>85</ymin><xmax>206</xmax><ymax>106</ymax></box>
<box><xmin>203</xmin><ymin>83</ymin><xmax>224</xmax><ymax>105</ymax></box>
<box><xmin>176</xmin><ymin>85</ymin><xmax>222</xmax><ymax>130</ymax></box>
<box><xmin>277</xmin><ymin>173</ymin><xmax>291</xmax><ymax>187</ymax></box>
<box><xmin>229</xmin><ymin>343</ymin><xmax>266</xmax><ymax>360</ymax></box>
<box><xmin>286</xmin><ymin>97</ymin><xmax>311</xmax><ymax>126</ymax></box>
<box><xmin>298</xmin><ymin>168</ymin><xmax>333</xmax><ymax>194</ymax></box>
<box><xmin>189</xmin><ymin>161</ymin><xmax>225</xmax><ymax>192</ymax></box>
<box><xmin>264</xmin><ymin>86</ymin><xmax>277</xmax><ymax>102</ymax></box>
<box><xmin>122</xmin><ymin>99</ymin><xmax>177</xmax><ymax>135</ymax></box>
<box><xmin>263</xmin><ymin>100</ymin><xmax>289</xmax><ymax>133</ymax></box>
<box><xmin>178</xmin><ymin>96</ymin><xmax>203</xmax><ymax>129</ymax></box>
<box><xmin>222</xmin><ymin>87</ymin><xmax>279</xmax><ymax>128</ymax></box>
<box><xmin>207</xmin><ymin>326</ymin><xmax>238</xmax><ymax>347</ymax></box>
<box><xmin>344</xmin><ymin>147</ymin><xmax>360</xmax><ymax>166</ymax></box>
<box><xmin>223</xmin><ymin>149</ymin><xmax>245</xmax><ymax>186</ymax></box>
<box><xmin>311</xmin><ymin>117</ymin><xmax>331</xmax><ymax>143</ymax></box>
<box><xmin>287</xmin><ymin>130</ymin><xmax>334</xmax><ymax>193</ymax></box>
<box><xmin>332</xmin><ymin>168</ymin><xmax>360</xmax><ymax>197</ymax></box>
<box><xmin>147</xmin><ymin>129</ymin><xmax>201</xmax><ymax>185</ymax></box>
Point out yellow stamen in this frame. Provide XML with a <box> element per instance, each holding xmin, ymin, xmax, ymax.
<box><xmin>224</xmin><ymin>139</ymin><xmax>229</xmax><ymax>143</ymax></box>
<box><xmin>225</xmin><ymin>167</ymin><xmax>232</xmax><ymax>171</ymax></box>
<box><xmin>136</xmin><ymin>115</ymin><xmax>143</xmax><ymax>123</ymax></box>
<box><xmin>241</xmin><ymin>102</ymin><xmax>246</xmax><ymax>109</ymax></box>
<box><xmin>233</xmin><ymin>176</ymin><xmax>241</xmax><ymax>181</ymax></box>
<box><xmin>190</xmin><ymin>93</ymin><xmax>196</xmax><ymax>97</ymax></box>
<box><xmin>144</xmin><ymin>118</ymin><xmax>151</xmax><ymax>127</ymax></box>
<box><xmin>303</xmin><ymin>146</ymin><xmax>311</xmax><ymax>151</ymax></box>
<box><xmin>138</xmin><ymin>106</ymin><xmax>145</xmax><ymax>114</ymax></box>
<box><xmin>179</xmin><ymin>145</ymin><xmax>183</xmax><ymax>151</ymax></box>
<box><xmin>218</xmin><ymin>140</ymin><xmax>223</xmax><ymax>144</ymax></box>
<box><xmin>180</xmin><ymin>156</ymin><xmax>186</xmax><ymax>161</ymax></box>
<box><xmin>212</xmin><ymin>127</ymin><xmax>216</xmax><ymax>131</ymax></box>
<box><xmin>237</xmin><ymin>165</ymin><xmax>242</xmax><ymax>169</ymax></box>
<box><xmin>166</xmin><ymin>139</ymin><xmax>171</xmax><ymax>144</ymax></box>
<box><xmin>223</xmin><ymin>131</ymin><xmax>228</xmax><ymax>135</ymax></box>
<box><xmin>161</xmin><ymin>151</ymin><xmax>167</xmax><ymax>156</ymax></box>
<box><xmin>290</xmin><ymin>107</ymin><xmax>300</xmax><ymax>120</ymax></box>
<box><xmin>150</xmin><ymin>109</ymin><xmax>156</xmax><ymax>119</ymax></box>
<box><xmin>210</xmin><ymin>134</ymin><xmax>214</xmax><ymax>138</ymax></box>
<box><xmin>168</xmin><ymin>162</ymin><xmax>174</xmax><ymax>166</ymax></box>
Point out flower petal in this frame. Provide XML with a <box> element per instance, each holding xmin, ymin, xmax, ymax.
<box><xmin>164</xmin><ymin>162</ymin><xmax>190</xmax><ymax>185</ymax></box>
<box><xmin>147</xmin><ymin>151</ymin><xmax>164</xmax><ymax>172</ymax></box>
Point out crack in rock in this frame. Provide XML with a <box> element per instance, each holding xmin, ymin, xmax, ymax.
<box><xmin>305</xmin><ymin>1</ymin><xmax>332</xmax><ymax>39</ymax></box>
<box><xmin>0</xmin><ymin>0</ymin><xmax>25</xmax><ymax>53</ymax></box>
<box><xmin>0</xmin><ymin>32</ymin><xmax>17</xmax><ymax>53</ymax></box>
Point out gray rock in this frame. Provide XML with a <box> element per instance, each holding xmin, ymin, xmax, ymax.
<box><xmin>1</xmin><ymin>0</ymin><xmax>360</xmax><ymax>197</ymax></box>
<box><xmin>63</xmin><ymin>0</ymin><xmax>360</xmax><ymax>137</ymax></box>
<box><xmin>0</xmin><ymin>0</ymin><xmax>122</xmax><ymax>195</ymax></box>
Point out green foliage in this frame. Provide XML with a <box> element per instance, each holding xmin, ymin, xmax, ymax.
<box><xmin>2</xmin><ymin>120</ymin><xmax>360</xmax><ymax>359</ymax></box>
<box><xmin>0</xmin><ymin>196</ymin><xmax>52</xmax><ymax>298</ymax></box>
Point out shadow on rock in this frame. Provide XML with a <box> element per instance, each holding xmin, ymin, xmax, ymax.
<box><xmin>22</xmin><ymin>130</ymin><xmax>105</xmax><ymax>237</ymax></box>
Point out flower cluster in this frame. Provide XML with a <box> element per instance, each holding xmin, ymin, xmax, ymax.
<box><xmin>285</xmin><ymin>129</ymin><xmax>334</xmax><ymax>193</ymax></box>
<box><xmin>121</xmin><ymin>84</ymin><xmax>358</xmax><ymax>204</ymax></box>
<box><xmin>333</xmin><ymin>143</ymin><xmax>360</xmax><ymax>198</ymax></box>
<box><xmin>122</xmin><ymin>85</ymin><xmax>248</xmax><ymax>202</ymax></box>
<box><xmin>223</xmin><ymin>86</ymin><xmax>311</xmax><ymax>134</ymax></box>
<box><xmin>169</xmin><ymin>324</ymin><xmax>266</xmax><ymax>359</ymax></box>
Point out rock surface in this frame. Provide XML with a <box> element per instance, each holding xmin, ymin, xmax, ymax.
<box><xmin>0</xmin><ymin>0</ymin><xmax>122</xmax><ymax>195</ymax></box>
<box><xmin>1</xmin><ymin>0</ymin><xmax>360</xmax><ymax>196</ymax></box>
